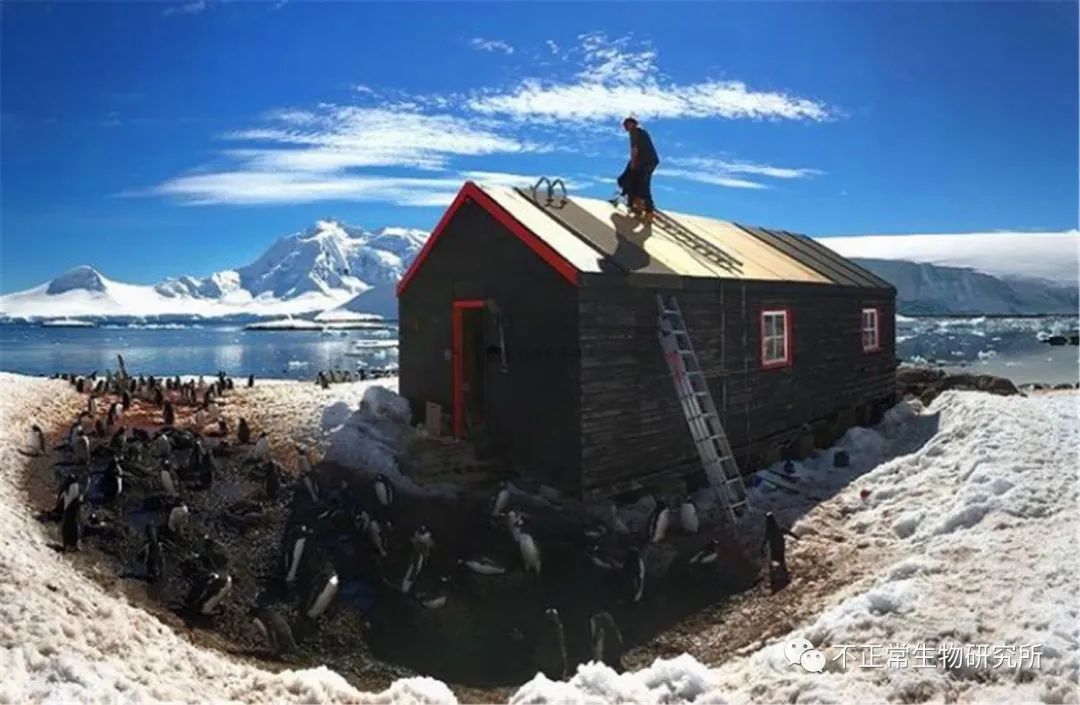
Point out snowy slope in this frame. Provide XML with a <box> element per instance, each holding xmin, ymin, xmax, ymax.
<box><xmin>3</xmin><ymin>377</ymin><xmax>1075</xmax><ymax>703</ymax></box>
<box><xmin>0</xmin><ymin>222</ymin><xmax>428</xmax><ymax>321</ymax></box>
<box><xmin>853</xmin><ymin>258</ymin><xmax>1079</xmax><ymax>315</ymax></box>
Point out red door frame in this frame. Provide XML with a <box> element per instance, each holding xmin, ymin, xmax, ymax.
<box><xmin>452</xmin><ymin>300</ymin><xmax>486</xmax><ymax>439</ymax></box>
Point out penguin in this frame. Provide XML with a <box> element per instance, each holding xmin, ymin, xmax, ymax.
<box><xmin>366</xmin><ymin>517</ymin><xmax>388</xmax><ymax>557</ymax></box>
<box><xmin>411</xmin><ymin>525</ymin><xmax>434</xmax><ymax>552</ymax></box>
<box><xmin>296</xmin><ymin>445</ymin><xmax>311</xmax><ymax>476</ymax></box>
<box><xmin>29</xmin><ymin>424</ymin><xmax>46</xmax><ymax>456</ymax></box>
<box><xmin>247</xmin><ymin>374</ymin><xmax>255</xmax><ymax>388</ymax></box>
<box><xmin>647</xmin><ymin>498</ymin><xmax>670</xmax><ymax>544</ymax></box>
<box><xmin>304</xmin><ymin>566</ymin><xmax>339</xmax><ymax>619</ymax></box>
<box><xmin>88</xmin><ymin>396</ymin><xmax>98</xmax><ymax>416</ymax></box>
<box><xmin>74</xmin><ymin>432</ymin><xmax>90</xmax><ymax>466</ymax></box>
<box><xmin>680</xmin><ymin>497</ymin><xmax>699</xmax><ymax>534</ymax></box>
<box><xmin>154</xmin><ymin>387</ymin><xmax>165</xmax><ymax>408</ymax></box>
<box><xmin>167</xmin><ymin>503</ymin><xmax>190</xmax><ymax>535</ymax></box>
<box><xmin>61</xmin><ymin>495</ymin><xmax>82</xmax><ymax>551</ymax></box>
<box><xmin>264</xmin><ymin>460</ymin><xmax>282</xmax><ymax>500</ymax></box>
<box><xmin>689</xmin><ymin>539</ymin><xmax>721</xmax><ymax>565</ymax></box>
<box><xmin>207</xmin><ymin>401</ymin><xmax>220</xmax><ymax>422</ymax></box>
<box><xmin>75</xmin><ymin>377</ymin><xmax>85</xmax><ymax>394</ymax></box>
<box><xmin>284</xmin><ymin>525</ymin><xmax>312</xmax><ymax>584</ymax></box>
<box><xmin>108</xmin><ymin>427</ymin><xmax>126</xmax><ymax>454</ymax></box>
<box><xmin>254</xmin><ymin>432</ymin><xmax>270</xmax><ymax>461</ymax></box>
<box><xmin>373</xmin><ymin>474</ymin><xmax>394</xmax><ymax>508</ymax></box>
<box><xmin>106</xmin><ymin>402</ymin><xmax>120</xmax><ymax>427</ymax></box>
<box><xmin>586</xmin><ymin>543</ymin><xmax>622</xmax><ymax>572</ymax></box>
<box><xmin>94</xmin><ymin>417</ymin><xmax>107</xmax><ymax>438</ymax></box>
<box><xmin>194</xmin><ymin>408</ymin><xmax>207</xmax><ymax>430</ymax></box>
<box><xmin>101</xmin><ymin>458</ymin><xmax>123</xmax><ymax>503</ymax></box>
<box><xmin>163</xmin><ymin>401</ymin><xmax>175</xmax><ymax>427</ymax></box>
<box><xmin>198</xmin><ymin>452</ymin><xmax>218</xmax><ymax>490</ymax></box>
<box><xmin>415</xmin><ymin>576</ymin><xmax>450</xmax><ymax>610</ymax></box>
<box><xmin>624</xmin><ymin>548</ymin><xmax>646</xmax><ymax>603</ymax></box>
<box><xmin>79</xmin><ymin>411</ymin><xmax>93</xmax><ymax>433</ymax></box>
<box><xmin>187</xmin><ymin>572</ymin><xmax>232</xmax><ymax>616</ymax></box>
<box><xmin>505</xmin><ymin>509</ymin><xmax>524</xmax><ymax>542</ymax></box>
<box><xmin>535</xmin><ymin>608</ymin><xmax>569</xmax><ymax>681</ymax></box>
<box><xmin>199</xmin><ymin>534</ymin><xmax>230</xmax><ymax>572</ymax></box>
<box><xmin>121</xmin><ymin>390</ymin><xmax>132</xmax><ymax>411</ymax></box>
<box><xmin>459</xmin><ymin>557</ymin><xmax>506</xmax><ymax>576</ymax></box>
<box><xmin>300</xmin><ymin>468</ymin><xmax>320</xmax><ymax>503</ymax></box>
<box><xmin>251</xmin><ymin>605</ymin><xmax>297</xmax><ymax>656</ymax></box>
<box><xmin>56</xmin><ymin>476</ymin><xmax>81</xmax><ymax>516</ymax></box>
<box><xmin>518</xmin><ymin>524</ymin><xmax>542</xmax><ymax>575</ymax></box>
<box><xmin>237</xmin><ymin>418</ymin><xmax>251</xmax><ymax>444</ymax></box>
<box><xmin>490</xmin><ymin>480</ymin><xmax>511</xmax><ymax>516</ymax></box>
<box><xmin>589</xmin><ymin>612</ymin><xmax>625</xmax><ymax>672</ymax></box>
<box><xmin>400</xmin><ymin>545</ymin><xmax>427</xmax><ymax>594</ymax></box>
<box><xmin>151</xmin><ymin>432</ymin><xmax>172</xmax><ymax>459</ymax></box>
<box><xmin>143</xmin><ymin>524</ymin><xmax>165</xmax><ymax>583</ymax></box>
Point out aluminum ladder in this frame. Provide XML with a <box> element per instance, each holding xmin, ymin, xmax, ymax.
<box><xmin>657</xmin><ymin>294</ymin><xmax>750</xmax><ymax>524</ymax></box>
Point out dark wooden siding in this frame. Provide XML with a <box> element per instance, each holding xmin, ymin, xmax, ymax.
<box><xmin>399</xmin><ymin>201</ymin><xmax>583</xmax><ymax>493</ymax></box>
<box><xmin>577</xmin><ymin>276</ymin><xmax>897</xmax><ymax>495</ymax></box>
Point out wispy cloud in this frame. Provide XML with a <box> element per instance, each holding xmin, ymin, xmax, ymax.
<box><xmin>162</xmin><ymin>0</ymin><xmax>207</xmax><ymax>16</ymax></box>
<box><xmin>469</xmin><ymin>37</ymin><xmax>515</xmax><ymax>55</ymax></box>
<box><xmin>468</xmin><ymin>32</ymin><xmax>830</xmax><ymax>124</ymax></box>
<box><xmin>143</xmin><ymin>171</ymin><xmax>463</xmax><ymax>207</ymax></box>
<box><xmin>661</xmin><ymin>169</ymin><xmax>770</xmax><ymax>190</ymax></box>
<box><xmin>662</xmin><ymin>156</ymin><xmax>823</xmax><ymax>190</ymax></box>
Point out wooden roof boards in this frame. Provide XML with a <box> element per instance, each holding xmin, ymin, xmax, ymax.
<box><xmin>397</xmin><ymin>182</ymin><xmax>895</xmax><ymax>295</ymax></box>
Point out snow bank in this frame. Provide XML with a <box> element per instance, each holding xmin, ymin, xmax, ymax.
<box><xmin>511</xmin><ymin>656</ymin><xmax>718</xmax><ymax>705</ymax></box>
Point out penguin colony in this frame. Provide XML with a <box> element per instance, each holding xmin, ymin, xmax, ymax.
<box><xmin>32</xmin><ymin>362</ymin><xmax>752</xmax><ymax>686</ymax></box>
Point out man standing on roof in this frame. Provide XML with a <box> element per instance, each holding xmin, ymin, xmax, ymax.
<box><xmin>620</xmin><ymin>116</ymin><xmax>660</xmax><ymax>222</ymax></box>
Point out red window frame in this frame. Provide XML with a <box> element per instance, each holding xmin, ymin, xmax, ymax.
<box><xmin>861</xmin><ymin>307</ymin><xmax>882</xmax><ymax>353</ymax></box>
<box><xmin>452</xmin><ymin>300</ymin><xmax>486</xmax><ymax>439</ymax></box>
<box><xmin>760</xmin><ymin>308</ymin><xmax>792</xmax><ymax>369</ymax></box>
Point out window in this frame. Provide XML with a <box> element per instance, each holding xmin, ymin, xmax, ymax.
<box><xmin>761</xmin><ymin>309</ymin><xmax>791</xmax><ymax>368</ymax></box>
<box><xmin>862</xmin><ymin>307</ymin><xmax>881</xmax><ymax>352</ymax></box>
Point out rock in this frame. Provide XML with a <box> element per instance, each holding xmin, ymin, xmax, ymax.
<box><xmin>1046</xmin><ymin>335</ymin><xmax>1068</xmax><ymax>346</ymax></box>
<box><xmin>1070</xmin><ymin>335</ymin><xmax>1079</xmax><ymax>345</ymax></box>
<box><xmin>896</xmin><ymin>366</ymin><xmax>946</xmax><ymax>387</ymax></box>
<box><xmin>1054</xmin><ymin>383</ymin><xmax>1074</xmax><ymax>390</ymax></box>
<box><xmin>833</xmin><ymin>450</ymin><xmax>850</xmax><ymax>468</ymax></box>
<box><xmin>939</xmin><ymin>373</ymin><xmax>1020</xmax><ymax>397</ymax></box>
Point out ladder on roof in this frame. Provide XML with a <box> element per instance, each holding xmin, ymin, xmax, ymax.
<box><xmin>657</xmin><ymin>294</ymin><xmax>750</xmax><ymax>524</ymax></box>
<box><xmin>651</xmin><ymin>211</ymin><xmax>742</xmax><ymax>273</ymax></box>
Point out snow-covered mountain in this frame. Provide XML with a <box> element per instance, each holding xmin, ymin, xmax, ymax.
<box><xmin>819</xmin><ymin>230</ymin><xmax>1079</xmax><ymax>315</ymax></box>
<box><xmin>853</xmin><ymin>258</ymin><xmax>1079</xmax><ymax>315</ymax></box>
<box><xmin>0</xmin><ymin>221</ymin><xmax>428</xmax><ymax>321</ymax></box>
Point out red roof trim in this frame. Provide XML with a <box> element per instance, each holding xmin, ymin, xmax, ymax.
<box><xmin>396</xmin><ymin>181</ymin><xmax>580</xmax><ymax>297</ymax></box>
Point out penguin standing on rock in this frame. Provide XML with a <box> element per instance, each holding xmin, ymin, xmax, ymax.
<box><xmin>61</xmin><ymin>495</ymin><xmax>83</xmax><ymax>551</ymax></box>
<box><xmin>74</xmin><ymin>432</ymin><xmax>91</xmax><ymax>466</ymax></box>
<box><xmin>517</xmin><ymin>521</ymin><xmax>542</xmax><ymax>575</ymax></box>
<box><xmin>29</xmin><ymin>424</ymin><xmax>46</xmax><ymax>456</ymax></box>
<box><xmin>251</xmin><ymin>605</ymin><xmax>296</xmax><ymax>657</ymax></box>
<box><xmin>121</xmin><ymin>390</ymin><xmax>132</xmax><ymax>411</ymax></box>
<box><xmin>142</xmin><ymin>524</ymin><xmax>165</xmax><ymax>583</ymax></box>
<box><xmin>237</xmin><ymin>418</ymin><xmax>251</xmax><ymax>445</ymax></box>
<box><xmin>589</xmin><ymin>612</ymin><xmax>625</xmax><ymax>672</ymax></box>
<box><xmin>373</xmin><ymin>474</ymin><xmax>394</xmax><ymax>508</ymax></box>
<box><xmin>163</xmin><ymin>401</ymin><xmax>175</xmax><ymax>428</ymax></box>
<box><xmin>187</xmin><ymin>572</ymin><xmax>232</xmax><ymax>616</ymax></box>
<box><xmin>680</xmin><ymin>497</ymin><xmax>699</xmax><ymax>534</ymax></box>
<box><xmin>647</xmin><ymin>498</ymin><xmax>670</xmax><ymax>544</ymax></box>
<box><xmin>490</xmin><ymin>481</ymin><xmax>511</xmax><ymax>517</ymax></box>
<box><xmin>247</xmin><ymin>374</ymin><xmax>255</xmax><ymax>388</ymax></box>
<box><xmin>56</xmin><ymin>476</ymin><xmax>81</xmax><ymax>518</ymax></box>
<box><xmin>254</xmin><ymin>432</ymin><xmax>270</xmax><ymax>461</ymax></box>
<box><xmin>264</xmin><ymin>460</ymin><xmax>282</xmax><ymax>500</ymax></box>
<box><xmin>535</xmin><ymin>608</ymin><xmax>569</xmax><ymax>680</ymax></box>
<box><xmin>304</xmin><ymin>564</ymin><xmax>340</xmax><ymax>619</ymax></box>
<box><xmin>101</xmin><ymin>458</ymin><xmax>123</xmax><ymax>503</ymax></box>
<box><xmin>283</xmin><ymin>525</ymin><xmax>313</xmax><ymax>585</ymax></box>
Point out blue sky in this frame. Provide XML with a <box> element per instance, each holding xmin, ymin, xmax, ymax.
<box><xmin>1</xmin><ymin>1</ymin><xmax>1077</xmax><ymax>293</ymax></box>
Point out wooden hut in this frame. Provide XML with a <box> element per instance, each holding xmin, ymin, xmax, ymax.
<box><xmin>397</xmin><ymin>181</ymin><xmax>897</xmax><ymax>499</ymax></box>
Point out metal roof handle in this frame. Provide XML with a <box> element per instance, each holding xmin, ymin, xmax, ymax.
<box><xmin>549</xmin><ymin>178</ymin><xmax>568</xmax><ymax>208</ymax></box>
<box><xmin>530</xmin><ymin>177</ymin><xmax>552</xmax><ymax>204</ymax></box>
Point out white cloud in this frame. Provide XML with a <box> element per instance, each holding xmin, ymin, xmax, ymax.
<box><xmin>467</xmin><ymin>32</ymin><xmax>830</xmax><ymax>124</ymax></box>
<box><xmin>469</xmin><ymin>37</ymin><xmax>515</xmax><ymax>55</ymax></box>
<box><xmin>545</xmin><ymin>40</ymin><xmax>561</xmax><ymax>55</ymax></box>
<box><xmin>660</xmin><ymin>168</ymin><xmax>769</xmax><ymax>190</ymax></box>
<box><xmin>162</xmin><ymin>0</ymin><xmax>207</xmax><ymax>16</ymax></box>
<box><xmin>670</xmin><ymin>157</ymin><xmax>822</xmax><ymax>180</ymax></box>
<box><xmin>146</xmin><ymin>171</ymin><xmax>462</xmax><ymax>207</ymax></box>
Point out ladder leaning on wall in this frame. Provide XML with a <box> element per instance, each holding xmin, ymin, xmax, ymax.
<box><xmin>656</xmin><ymin>294</ymin><xmax>751</xmax><ymax>525</ymax></box>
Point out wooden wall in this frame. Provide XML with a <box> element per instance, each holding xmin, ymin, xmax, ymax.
<box><xmin>398</xmin><ymin>201</ymin><xmax>584</xmax><ymax>493</ymax></box>
<box><xmin>577</xmin><ymin>276</ymin><xmax>897</xmax><ymax>496</ymax></box>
